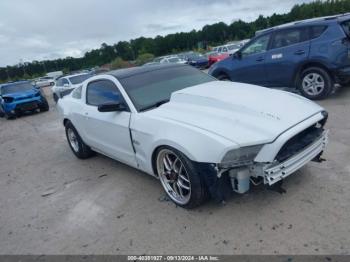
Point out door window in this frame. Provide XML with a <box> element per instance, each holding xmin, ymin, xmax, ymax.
<box><xmin>62</xmin><ymin>78</ymin><xmax>69</xmax><ymax>86</ymax></box>
<box><xmin>241</xmin><ymin>34</ymin><xmax>270</xmax><ymax>56</ymax></box>
<box><xmin>271</xmin><ymin>28</ymin><xmax>308</xmax><ymax>49</ymax></box>
<box><xmin>56</xmin><ymin>79</ymin><xmax>63</xmax><ymax>86</ymax></box>
<box><xmin>86</xmin><ymin>80</ymin><xmax>122</xmax><ymax>106</ymax></box>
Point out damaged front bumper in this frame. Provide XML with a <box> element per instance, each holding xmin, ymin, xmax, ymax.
<box><xmin>196</xmin><ymin>129</ymin><xmax>328</xmax><ymax>201</ymax></box>
<box><xmin>262</xmin><ymin>130</ymin><xmax>328</xmax><ymax>185</ymax></box>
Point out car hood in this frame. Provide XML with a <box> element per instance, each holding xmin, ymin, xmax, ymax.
<box><xmin>2</xmin><ymin>89</ymin><xmax>39</xmax><ymax>100</ymax></box>
<box><xmin>145</xmin><ymin>81</ymin><xmax>324</xmax><ymax>146</ymax></box>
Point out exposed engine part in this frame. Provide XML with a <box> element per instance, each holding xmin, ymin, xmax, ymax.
<box><xmin>229</xmin><ymin>168</ymin><xmax>250</xmax><ymax>194</ymax></box>
<box><xmin>250</xmin><ymin>176</ymin><xmax>263</xmax><ymax>186</ymax></box>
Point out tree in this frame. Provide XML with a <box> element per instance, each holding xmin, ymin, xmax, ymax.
<box><xmin>2</xmin><ymin>0</ymin><xmax>350</xmax><ymax>83</ymax></box>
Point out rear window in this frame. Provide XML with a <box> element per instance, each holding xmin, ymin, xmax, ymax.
<box><xmin>310</xmin><ymin>25</ymin><xmax>328</xmax><ymax>39</ymax></box>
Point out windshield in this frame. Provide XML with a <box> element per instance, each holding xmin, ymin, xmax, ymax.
<box><xmin>1</xmin><ymin>82</ymin><xmax>34</xmax><ymax>95</ymax></box>
<box><xmin>187</xmin><ymin>53</ymin><xmax>203</xmax><ymax>59</ymax></box>
<box><xmin>168</xmin><ymin>57</ymin><xmax>180</xmax><ymax>62</ymax></box>
<box><xmin>205</xmin><ymin>51</ymin><xmax>217</xmax><ymax>57</ymax></box>
<box><xmin>228</xmin><ymin>44</ymin><xmax>240</xmax><ymax>50</ymax></box>
<box><xmin>69</xmin><ymin>74</ymin><xmax>91</xmax><ymax>85</ymax></box>
<box><xmin>119</xmin><ymin>66</ymin><xmax>215</xmax><ymax>112</ymax></box>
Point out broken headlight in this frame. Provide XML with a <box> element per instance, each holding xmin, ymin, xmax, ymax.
<box><xmin>219</xmin><ymin>145</ymin><xmax>263</xmax><ymax>169</ymax></box>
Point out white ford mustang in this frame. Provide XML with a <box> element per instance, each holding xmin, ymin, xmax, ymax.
<box><xmin>57</xmin><ymin>64</ymin><xmax>328</xmax><ymax>208</ymax></box>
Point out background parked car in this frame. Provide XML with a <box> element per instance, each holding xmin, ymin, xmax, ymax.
<box><xmin>212</xmin><ymin>41</ymin><xmax>247</xmax><ymax>55</ymax></box>
<box><xmin>0</xmin><ymin>81</ymin><xmax>49</xmax><ymax>119</ymax></box>
<box><xmin>206</xmin><ymin>51</ymin><xmax>230</xmax><ymax>67</ymax></box>
<box><xmin>52</xmin><ymin>72</ymin><xmax>92</xmax><ymax>102</ymax></box>
<box><xmin>178</xmin><ymin>52</ymin><xmax>209</xmax><ymax>69</ymax></box>
<box><xmin>160</xmin><ymin>55</ymin><xmax>187</xmax><ymax>64</ymax></box>
<box><xmin>34</xmin><ymin>76</ymin><xmax>55</xmax><ymax>87</ymax></box>
<box><xmin>209</xmin><ymin>14</ymin><xmax>350</xmax><ymax>100</ymax></box>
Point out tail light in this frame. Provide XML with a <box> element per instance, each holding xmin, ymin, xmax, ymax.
<box><xmin>3</xmin><ymin>97</ymin><xmax>14</xmax><ymax>103</ymax></box>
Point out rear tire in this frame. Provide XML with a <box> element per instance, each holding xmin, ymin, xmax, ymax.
<box><xmin>155</xmin><ymin>146</ymin><xmax>207</xmax><ymax>209</ymax></box>
<box><xmin>297</xmin><ymin>67</ymin><xmax>333</xmax><ymax>100</ymax></box>
<box><xmin>65</xmin><ymin>121</ymin><xmax>94</xmax><ymax>159</ymax></box>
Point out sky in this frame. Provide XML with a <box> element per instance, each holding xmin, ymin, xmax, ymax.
<box><xmin>0</xmin><ymin>0</ymin><xmax>313</xmax><ymax>66</ymax></box>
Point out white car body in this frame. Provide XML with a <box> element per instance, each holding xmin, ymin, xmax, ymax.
<box><xmin>160</xmin><ymin>56</ymin><xmax>187</xmax><ymax>64</ymax></box>
<box><xmin>35</xmin><ymin>77</ymin><xmax>55</xmax><ymax>87</ymax></box>
<box><xmin>57</xmin><ymin>65</ymin><xmax>328</xmax><ymax>206</ymax></box>
<box><xmin>52</xmin><ymin>72</ymin><xmax>92</xmax><ymax>101</ymax></box>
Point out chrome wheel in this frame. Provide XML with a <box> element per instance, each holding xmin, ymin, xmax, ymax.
<box><xmin>302</xmin><ymin>73</ymin><xmax>325</xmax><ymax>96</ymax></box>
<box><xmin>156</xmin><ymin>149</ymin><xmax>191</xmax><ymax>205</ymax></box>
<box><xmin>67</xmin><ymin>128</ymin><xmax>79</xmax><ymax>152</ymax></box>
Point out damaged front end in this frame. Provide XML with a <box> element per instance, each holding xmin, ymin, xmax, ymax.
<box><xmin>195</xmin><ymin>114</ymin><xmax>329</xmax><ymax>202</ymax></box>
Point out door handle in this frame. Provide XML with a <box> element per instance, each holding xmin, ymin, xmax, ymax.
<box><xmin>256</xmin><ymin>57</ymin><xmax>264</xmax><ymax>62</ymax></box>
<box><xmin>294</xmin><ymin>50</ymin><xmax>305</xmax><ymax>55</ymax></box>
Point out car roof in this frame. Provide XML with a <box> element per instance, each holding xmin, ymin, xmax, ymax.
<box><xmin>0</xmin><ymin>80</ymin><xmax>30</xmax><ymax>88</ymax></box>
<box><xmin>107</xmin><ymin>63</ymin><xmax>187</xmax><ymax>79</ymax></box>
<box><xmin>256</xmin><ymin>13</ymin><xmax>350</xmax><ymax>35</ymax></box>
<box><xmin>60</xmin><ymin>72</ymin><xmax>91</xmax><ymax>79</ymax></box>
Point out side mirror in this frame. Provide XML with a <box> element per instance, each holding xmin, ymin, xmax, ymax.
<box><xmin>63</xmin><ymin>83</ymin><xmax>69</xmax><ymax>88</ymax></box>
<box><xmin>98</xmin><ymin>102</ymin><xmax>127</xmax><ymax>112</ymax></box>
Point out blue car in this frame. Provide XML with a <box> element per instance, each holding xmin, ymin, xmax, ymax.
<box><xmin>209</xmin><ymin>14</ymin><xmax>350</xmax><ymax>100</ymax></box>
<box><xmin>179</xmin><ymin>52</ymin><xmax>209</xmax><ymax>69</ymax></box>
<box><xmin>0</xmin><ymin>81</ymin><xmax>49</xmax><ymax>119</ymax></box>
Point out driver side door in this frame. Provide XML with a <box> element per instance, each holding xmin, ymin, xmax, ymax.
<box><xmin>81</xmin><ymin>79</ymin><xmax>136</xmax><ymax>167</ymax></box>
<box><xmin>229</xmin><ymin>34</ymin><xmax>271</xmax><ymax>85</ymax></box>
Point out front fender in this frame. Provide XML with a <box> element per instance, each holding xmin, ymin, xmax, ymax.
<box><xmin>208</xmin><ymin>59</ymin><xmax>232</xmax><ymax>78</ymax></box>
<box><xmin>130</xmin><ymin>114</ymin><xmax>237</xmax><ymax>175</ymax></box>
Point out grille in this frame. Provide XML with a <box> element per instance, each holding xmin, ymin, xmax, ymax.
<box><xmin>16</xmin><ymin>102</ymin><xmax>38</xmax><ymax>111</ymax></box>
<box><xmin>275</xmin><ymin>124</ymin><xmax>324</xmax><ymax>163</ymax></box>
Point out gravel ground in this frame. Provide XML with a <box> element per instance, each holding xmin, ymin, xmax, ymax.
<box><xmin>0</xmin><ymin>85</ymin><xmax>349</xmax><ymax>255</ymax></box>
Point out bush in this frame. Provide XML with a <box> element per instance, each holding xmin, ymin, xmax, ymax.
<box><xmin>110</xmin><ymin>58</ymin><xmax>130</xmax><ymax>70</ymax></box>
<box><xmin>135</xmin><ymin>53</ymin><xmax>154</xmax><ymax>66</ymax></box>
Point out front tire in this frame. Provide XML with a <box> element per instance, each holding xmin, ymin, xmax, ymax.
<box><xmin>297</xmin><ymin>67</ymin><xmax>333</xmax><ymax>100</ymax></box>
<box><xmin>39</xmin><ymin>97</ymin><xmax>49</xmax><ymax>112</ymax></box>
<box><xmin>65</xmin><ymin>121</ymin><xmax>94</xmax><ymax>159</ymax></box>
<box><xmin>4</xmin><ymin>112</ymin><xmax>16</xmax><ymax>120</ymax></box>
<box><xmin>155</xmin><ymin>146</ymin><xmax>206</xmax><ymax>209</ymax></box>
<box><xmin>217</xmin><ymin>73</ymin><xmax>231</xmax><ymax>81</ymax></box>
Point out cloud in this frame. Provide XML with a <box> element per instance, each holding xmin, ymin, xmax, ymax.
<box><xmin>0</xmin><ymin>0</ymin><xmax>312</xmax><ymax>66</ymax></box>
